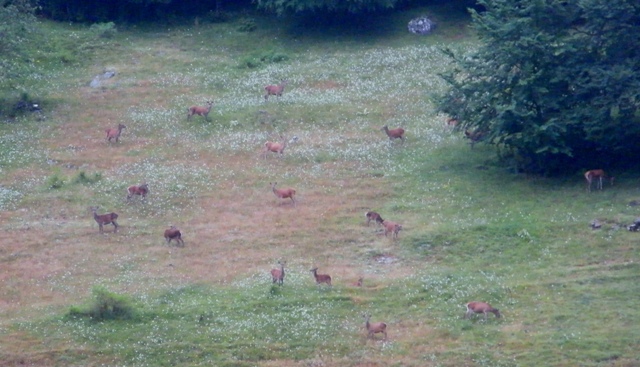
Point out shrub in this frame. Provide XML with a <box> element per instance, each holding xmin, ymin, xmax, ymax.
<box><xmin>72</xmin><ymin>171</ymin><xmax>102</xmax><ymax>185</ymax></box>
<box><xmin>46</xmin><ymin>172</ymin><xmax>65</xmax><ymax>189</ymax></box>
<box><xmin>237</xmin><ymin>17</ymin><xmax>257</xmax><ymax>32</ymax></box>
<box><xmin>67</xmin><ymin>286</ymin><xmax>137</xmax><ymax>321</ymax></box>
<box><xmin>90</xmin><ymin>22</ymin><xmax>117</xmax><ymax>39</ymax></box>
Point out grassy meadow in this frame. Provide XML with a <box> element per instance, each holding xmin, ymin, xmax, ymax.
<box><xmin>1</xmin><ymin>4</ymin><xmax>639</xmax><ymax>367</ymax></box>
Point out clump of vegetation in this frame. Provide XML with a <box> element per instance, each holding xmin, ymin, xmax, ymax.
<box><xmin>72</xmin><ymin>171</ymin><xmax>102</xmax><ymax>184</ymax></box>
<box><xmin>237</xmin><ymin>17</ymin><xmax>257</xmax><ymax>32</ymax></box>
<box><xmin>89</xmin><ymin>22</ymin><xmax>117</xmax><ymax>39</ymax></box>
<box><xmin>239</xmin><ymin>49</ymin><xmax>289</xmax><ymax>68</ymax></box>
<box><xmin>67</xmin><ymin>286</ymin><xmax>137</xmax><ymax>321</ymax></box>
<box><xmin>46</xmin><ymin>172</ymin><xmax>65</xmax><ymax>189</ymax></box>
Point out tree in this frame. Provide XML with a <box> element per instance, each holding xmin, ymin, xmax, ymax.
<box><xmin>437</xmin><ymin>0</ymin><xmax>640</xmax><ymax>174</ymax></box>
<box><xmin>254</xmin><ymin>0</ymin><xmax>400</xmax><ymax>15</ymax></box>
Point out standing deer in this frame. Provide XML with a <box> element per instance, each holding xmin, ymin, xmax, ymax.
<box><xmin>363</xmin><ymin>314</ymin><xmax>387</xmax><ymax>340</ymax></box>
<box><xmin>310</xmin><ymin>267</ymin><xmax>332</xmax><ymax>286</ymax></box>
<box><xmin>381</xmin><ymin>125</ymin><xmax>405</xmax><ymax>143</ymax></box>
<box><xmin>270</xmin><ymin>182</ymin><xmax>296</xmax><ymax>207</ymax></box>
<box><xmin>264</xmin><ymin>80</ymin><xmax>288</xmax><ymax>101</ymax></box>
<box><xmin>270</xmin><ymin>261</ymin><xmax>286</xmax><ymax>286</ymax></box>
<box><xmin>584</xmin><ymin>169</ymin><xmax>614</xmax><ymax>192</ymax></box>
<box><xmin>106</xmin><ymin>124</ymin><xmax>126</xmax><ymax>143</ymax></box>
<box><xmin>262</xmin><ymin>134</ymin><xmax>287</xmax><ymax>159</ymax></box>
<box><xmin>187</xmin><ymin>101</ymin><xmax>214</xmax><ymax>121</ymax></box>
<box><xmin>164</xmin><ymin>225</ymin><xmax>184</xmax><ymax>246</ymax></box>
<box><xmin>90</xmin><ymin>206</ymin><xmax>119</xmax><ymax>233</ymax></box>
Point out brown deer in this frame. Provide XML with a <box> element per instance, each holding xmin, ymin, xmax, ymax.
<box><xmin>584</xmin><ymin>169</ymin><xmax>614</xmax><ymax>192</ymax></box>
<box><xmin>262</xmin><ymin>134</ymin><xmax>287</xmax><ymax>159</ymax></box>
<box><xmin>164</xmin><ymin>225</ymin><xmax>184</xmax><ymax>246</ymax></box>
<box><xmin>264</xmin><ymin>80</ymin><xmax>288</xmax><ymax>101</ymax></box>
<box><xmin>127</xmin><ymin>183</ymin><xmax>149</xmax><ymax>200</ymax></box>
<box><xmin>105</xmin><ymin>124</ymin><xmax>126</xmax><ymax>143</ymax></box>
<box><xmin>270</xmin><ymin>261</ymin><xmax>286</xmax><ymax>286</ymax></box>
<box><xmin>365</xmin><ymin>211</ymin><xmax>384</xmax><ymax>226</ymax></box>
<box><xmin>381</xmin><ymin>125</ymin><xmax>405</xmax><ymax>143</ymax></box>
<box><xmin>187</xmin><ymin>101</ymin><xmax>214</xmax><ymax>121</ymax></box>
<box><xmin>465</xmin><ymin>301</ymin><xmax>501</xmax><ymax>321</ymax></box>
<box><xmin>464</xmin><ymin>129</ymin><xmax>486</xmax><ymax>148</ymax></box>
<box><xmin>381</xmin><ymin>220</ymin><xmax>403</xmax><ymax>239</ymax></box>
<box><xmin>90</xmin><ymin>206</ymin><xmax>119</xmax><ymax>233</ymax></box>
<box><xmin>310</xmin><ymin>267</ymin><xmax>332</xmax><ymax>286</ymax></box>
<box><xmin>364</xmin><ymin>314</ymin><xmax>387</xmax><ymax>340</ymax></box>
<box><xmin>270</xmin><ymin>182</ymin><xmax>296</xmax><ymax>207</ymax></box>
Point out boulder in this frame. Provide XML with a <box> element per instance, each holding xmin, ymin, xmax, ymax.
<box><xmin>408</xmin><ymin>16</ymin><xmax>437</xmax><ymax>35</ymax></box>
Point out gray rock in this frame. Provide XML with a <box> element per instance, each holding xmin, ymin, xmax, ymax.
<box><xmin>408</xmin><ymin>16</ymin><xmax>437</xmax><ymax>35</ymax></box>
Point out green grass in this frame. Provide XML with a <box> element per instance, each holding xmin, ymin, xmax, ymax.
<box><xmin>0</xmin><ymin>4</ymin><xmax>639</xmax><ymax>367</ymax></box>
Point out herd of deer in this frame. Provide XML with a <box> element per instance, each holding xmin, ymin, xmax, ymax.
<box><xmin>96</xmin><ymin>84</ymin><xmax>616</xmax><ymax>342</ymax></box>
<box><xmin>268</xmin><ymin>259</ymin><xmax>501</xmax><ymax>341</ymax></box>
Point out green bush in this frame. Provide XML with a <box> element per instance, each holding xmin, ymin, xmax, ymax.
<box><xmin>46</xmin><ymin>172</ymin><xmax>65</xmax><ymax>189</ymax></box>
<box><xmin>90</xmin><ymin>22</ymin><xmax>117</xmax><ymax>39</ymax></box>
<box><xmin>237</xmin><ymin>17</ymin><xmax>257</xmax><ymax>32</ymax></box>
<box><xmin>72</xmin><ymin>171</ymin><xmax>102</xmax><ymax>185</ymax></box>
<box><xmin>239</xmin><ymin>49</ymin><xmax>289</xmax><ymax>68</ymax></box>
<box><xmin>67</xmin><ymin>286</ymin><xmax>137</xmax><ymax>322</ymax></box>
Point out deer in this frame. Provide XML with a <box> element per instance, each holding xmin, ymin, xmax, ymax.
<box><xmin>270</xmin><ymin>182</ymin><xmax>296</xmax><ymax>207</ymax></box>
<box><xmin>464</xmin><ymin>301</ymin><xmax>501</xmax><ymax>321</ymax></box>
<box><xmin>270</xmin><ymin>261</ymin><xmax>286</xmax><ymax>286</ymax></box>
<box><xmin>127</xmin><ymin>183</ymin><xmax>149</xmax><ymax>201</ymax></box>
<box><xmin>264</xmin><ymin>80</ymin><xmax>288</xmax><ymax>101</ymax></box>
<box><xmin>363</xmin><ymin>314</ymin><xmax>387</xmax><ymax>340</ymax></box>
<box><xmin>187</xmin><ymin>101</ymin><xmax>214</xmax><ymax>121</ymax></box>
<box><xmin>584</xmin><ymin>169</ymin><xmax>614</xmax><ymax>192</ymax></box>
<box><xmin>381</xmin><ymin>220</ymin><xmax>402</xmax><ymax>239</ymax></box>
<box><xmin>464</xmin><ymin>129</ymin><xmax>486</xmax><ymax>148</ymax></box>
<box><xmin>262</xmin><ymin>134</ymin><xmax>287</xmax><ymax>159</ymax></box>
<box><xmin>353</xmin><ymin>277</ymin><xmax>364</xmax><ymax>287</ymax></box>
<box><xmin>365</xmin><ymin>211</ymin><xmax>384</xmax><ymax>226</ymax></box>
<box><xmin>90</xmin><ymin>206</ymin><xmax>119</xmax><ymax>233</ymax></box>
<box><xmin>381</xmin><ymin>125</ymin><xmax>405</xmax><ymax>143</ymax></box>
<box><xmin>310</xmin><ymin>267</ymin><xmax>332</xmax><ymax>286</ymax></box>
<box><xmin>164</xmin><ymin>225</ymin><xmax>184</xmax><ymax>246</ymax></box>
<box><xmin>105</xmin><ymin>124</ymin><xmax>126</xmax><ymax>143</ymax></box>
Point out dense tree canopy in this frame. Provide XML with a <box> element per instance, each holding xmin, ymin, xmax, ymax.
<box><xmin>254</xmin><ymin>0</ymin><xmax>400</xmax><ymax>15</ymax></box>
<box><xmin>437</xmin><ymin>0</ymin><xmax>640</xmax><ymax>174</ymax></box>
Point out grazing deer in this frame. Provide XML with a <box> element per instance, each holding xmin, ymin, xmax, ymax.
<box><xmin>90</xmin><ymin>206</ymin><xmax>119</xmax><ymax>233</ymax></box>
<box><xmin>105</xmin><ymin>124</ymin><xmax>126</xmax><ymax>143</ymax></box>
<box><xmin>381</xmin><ymin>125</ymin><xmax>405</xmax><ymax>143</ymax></box>
<box><xmin>187</xmin><ymin>101</ymin><xmax>214</xmax><ymax>121</ymax></box>
<box><xmin>270</xmin><ymin>182</ymin><xmax>296</xmax><ymax>207</ymax></box>
<box><xmin>264</xmin><ymin>80</ymin><xmax>288</xmax><ymax>101</ymax></box>
<box><xmin>381</xmin><ymin>220</ymin><xmax>402</xmax><ymax>239</ymax></box>
<box><xmin>270</xmin><ymin>261</ymin><xmax>286</xmax><ymax>286</ymax></box>
<box><xmin>310</xmin><ymin>267</ymin><xmax>332</xmax><ymax>286</ymax></box>
<box><xmin>465</xmin><ymin>301</ymin><xmax>501</xmax><ymax>321</ymax></box>
<box><xmin>365</xmin><ymin>211</ymin><xmax>384</xmax><ymax>226</ymax></box>
<box><xmin>127</xmin><ymin>183</ymin><xmax>149</xmax><ymax>201</ymax></box>
<box><xmin>364</xmin><ymin>314</ymin><xmax>387</xmax><ymax>340</ymax></box>
<box><xmin>262</xmin><ymin>134</ymin><xmax>287</xmax><ymax>159</ymax></box>
<box><xmin>584</xmin><ymin>169</ymin><xmax>614</xmax><ymax>192</ymax></box>
<box><xmin>164</xmin><ymin>225</ymin><xmax>184</xmax><ymax>246</ymax></box>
